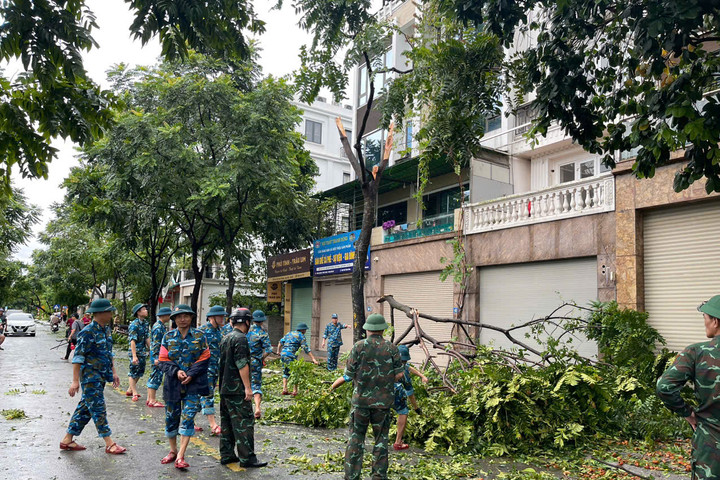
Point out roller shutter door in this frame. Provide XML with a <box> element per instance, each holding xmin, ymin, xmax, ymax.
<box><xmin>383</xmin><ymin>271</ymin><xmax>455</xmax><ymax>365</ymax></box>
<box><xmin>644</xmin><ymin>201</ymin><xmax>720</xmax><ymax>352</ymax></box>
<box><xmin>479</xmin><ymin>258</ymin><xmax>598</xmax><ymax>359</ymax></box>
<box><xmin>291</xmin><ymin>279</ymin><xmax>313</xmax><ymax>331</ymax></box>
<box><xmin>319</xmin><ymin>281</ymin><xmax>354</xmax><ymax>353</ymax></box>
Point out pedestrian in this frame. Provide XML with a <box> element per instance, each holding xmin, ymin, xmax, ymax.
<box><xmin>657</xmin><ymin>295</ymin><xmax>720</xmax><ymax>479</ymax></box>
<box><xmin>0</xmin><ymin>307</ymin><xmax>6</xmax><ymax>351</ymax></box>
<box><xmin>277</xmin><ymin>322</ymin><xmax>318</xmax><ymax>396</ymax></box>
<box><xmin>329</xmin><ymin>313</ymin><xmax>403</xmax><ymax>480</ymax></box>
<box><xmin>199</xmin><ymin>305</ymin><xmax>228</xmax><ymax>435</ymax></box>
<box><xmin>247</xmin><ymin>310</ymin><xmax>273</xmax><ymax>418</ymax></box>
<box><xmin>81</xmin><ymin>311</ymin><xmax>91</xmax><ymax>327</ymax></box>
<box><xmin>64</xmin><ymin>313</ymin><xmax>82</xmax><ymax>360</ymax></box>
<box><xmin>59</xmin><ymin>298</ymin><xmax>127</xmax><ymax>455</ymax></box>
<box><xmin>321</xmin><ymin>313</ymin><xmax>349</xmax><ymax>371</ymax></box>
<box><xmin>146</xmin><ymin>306</ymin><xmax>172</xmax><ymax>408</ymax></box>
<box><xmin>126</xmin><ymin>303</ymin><xmax>150</xmax><ymax>401</ymax></box>
<box><xmin>218</xmin><ymin>307</ymin><xmax>268</xmax><ymax>468</ymax></box>
<box><xmin>157</xmin><ymin>304</ymin><xmax>210</xmax><ymax>470</ymax></box>
<box><xmin>391</xmin><ymin>344</ymin><xmax>428</xmax><ymax>451</ymax></box>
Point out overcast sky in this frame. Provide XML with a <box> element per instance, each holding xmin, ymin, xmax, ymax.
<box><xmin>10</xmin><ymin>1</ymin><xmax>314</xmax><ymax>262</ymax></box>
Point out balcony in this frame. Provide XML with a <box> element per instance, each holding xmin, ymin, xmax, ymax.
<box><xmin>463</xmin><ymin>174</ymin><xmax>615</xmax><ymax>235</ymax></box>
<box><xmin>382</xmin><ymin>214</ymin><xmax>455</xmax><ymax>244</ymax></box>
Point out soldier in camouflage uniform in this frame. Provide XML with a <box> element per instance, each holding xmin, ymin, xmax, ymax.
<box><xmin>329</xmin><ymin>313</ymin><xmax>403</xmax><ymax>480</ymax></box>
<box><xmin>392</xmin><ymin>344</ymin><xmax>427</xmax><ymax>450</ymax></box>
<box><xmin>218</xmin><ymin>308</ymin><xmax>268</xmax><ymax>468</ymax></box>
<box><xmin>278</xmin><ymin>323</ymin><xmax>319</xmax><ymax>395</ymax></box>
<box><xmin>157</xmin><ymin>304</ymin><xmax>211</xmax><ymax>470</ymax></box>
<box><xmin>60</xmin><ymin>299</ymin><xmax>127</xmax><ymax>455</ymax></box>
<box><xmin>247</xmin><ymin>310</ymin><xmax>273</xmax><ymax>418</ymax></box>
<box><xmin>199</xmin><ymin>305</ymin><xmax>227</xmax><ymax>435</ymax></box>
<box><xmin>220</xmin><ymin>321</ymin><xmax>234</xmax><ymax>337</ymax></box>
<box><xmin>126</xmin><ymin>303</ymin><xmax>150</xmax><ymax>401</ymax></box>
<box><xmin>146</xmin><ymin>306</ymin><xmax>172</xmax><ymax>407</ymax></box>
<box><xmin>322</xmin><ymin>313</ymin><xmax>349</xmax><ymax>371</ymax></box>
<box><xmin>657</xmin><ymin>295</ymin><xmax>720</xmax><ymax>479</ymax></box>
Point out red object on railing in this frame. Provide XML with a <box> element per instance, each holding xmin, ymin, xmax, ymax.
<box><xmin>527</xmin><ymin>201</ymin><xmax>532</xmax><ymax>217</ymax></box>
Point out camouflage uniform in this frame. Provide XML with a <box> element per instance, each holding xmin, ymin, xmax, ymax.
<box><xmin>219</xmin><ymin>329</ymin><xmax>257</xmax><ymax>464</ymax></box>
<box><xmin>657</xmin><ymin>336</ymin><xmax>720</xmax><ymax>479</ymax></box>
<box><xmin>279</xmin><ymin>330</ymin><xmax>311</xmax><ymax>378</ymax></box>
<box><xmin>159</xmin><ymin>328</ymin><xmax>210</xmax><ymax>437</ymax></box>
<box><xmin>221</xmin><ymin>323</ymin><xmax>233</xmax><ymax>337</ymax></box>
<box><xmin>343</xmin><ymin>335</ymin><xmax>402</xmax><ymax>480</ymax></box>
<box><xmin>200</xmin><ymin>321</ymin><xmax>223</xmax><ymax>415</ymax></box>
<box><xmin>247</xmin><ymin>323</ymin><xmax>272</xmax><ymax>396</ymax></box>
<box><xmin>67</xmin><ymin>321</ymin><xmax>115</xmax><ymax>438</ymax></box>
<box><xmin>146</xmin><ymin>320</ymin><xmax>167</xmax><ymax>390</ymax></box>
<box><xmin>323</xmin><ymin>322</ymin><xmax>348</xmax><ymax>371</ymax></box>
<box><xmin>127</xmin><ymin>317</ymin><xmax>150</xmax><ymax>379</ymax></box>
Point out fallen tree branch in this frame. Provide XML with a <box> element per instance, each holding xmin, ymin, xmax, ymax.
<box><xmin>589</xmin><ymin>456</ymin><xmax>653</xmax><ymax>480</ymax></box>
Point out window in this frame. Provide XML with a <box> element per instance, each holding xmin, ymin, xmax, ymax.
<box><xmin>557</xmin><ymin>158</ymin><xmax>610</xmax><ymax>184</ymax></box>
<box><xmin>343</xmin><ymin>172</ymin><xmax>351</xmax><ymax>184</ymax></box>
<box><xmin>423</xmin><ymin>185</ymin><xmax>470</xmax><ymax>223</ymax></box>
<box><xmin>357</xmin><ymin>49</ymin><xmax>394</xmax><ymax>106</ymax></box>
<box><xmin>377</xmin><ymin>201</ymin><xmax>408</xmax><ymax>227</ymax></box>
<box><xmin>305</xmin><ymin>120</ymin><xmax>322</xmax><ymax>144</ymax></box>
<box><xmin>515</xmin><ymin>104</ymin><xmax>536</xmax><ymax>135</ymax></box>
<box><xmin>362</xmin><ymin>130</ymin><xmax>385</xmax><ymax>168</ymax></box>
<box><xmin>405</xmin><ymin>123</ymin><xmax>413</xmax><ymax>150</ymax></box>
<box><xmin>486</xmin><ymin>114</ymin><xmax>501</xmax><ymax>132</ymax></box>
<box><xmin>559</xmin><ymin>163</ymin><xmax>575</xmax><ymax>183</ymax></box>
<box><xmin>580</xmin><ymin>160</ymin><xmax>594</xmax><ymax>179</ymax></box>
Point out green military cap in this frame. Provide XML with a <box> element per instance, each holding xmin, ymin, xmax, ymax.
<box><xmin>362</xmin><ymin>313</ymin><xmax>388</xmax><ymax>331</ymax></box>
<box><xmin>296</xmin><ymin>322</ymin><xmax>309</xmax><ymax>331</ymax></box>
<box><xmin>170</xmin><ymin>304</ymin><xmax>195</xmax><ymax>318</ymax></box>
<box><xmin>206</xmin><ymin>305</ymin><xmax>228</xmax><ymax>318</ymax></box>
<box><xmin>157</xmin><ymin>306</ymin><xmax>172</xmax><ymax>316</ymax></box>
<box><xmin>698</xmin><ymin>295</ymin><xmax>720</xmax><ymax>319</ymax></box>
<box><xmin>87</xmin><ymin>299</ymin><xmax>117</xmax><ymax>313</ymax></box>
<box><xmin>131</xmin><ymin>303</ymin><xmax>148</xmax><ymax>316</ymax></box>
<box><xmin>252</xmin><ymin>310</ymin><xmax>267</xmax><ymax>322</ymax></box>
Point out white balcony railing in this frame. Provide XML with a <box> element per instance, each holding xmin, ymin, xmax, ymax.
<box><xmin>464</xmin><ymin>174</ymin><xmax>615</xmax><ymax>234</ymax></box>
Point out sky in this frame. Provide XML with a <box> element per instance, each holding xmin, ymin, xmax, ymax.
<box><xmin>9</xmin><ymin>1</ymin><xmax>314</xmax><ymax>262</ymax></box>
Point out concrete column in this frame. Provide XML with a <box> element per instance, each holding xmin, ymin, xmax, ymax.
<box><xmin>615</xmin><ymin>175</ymin><xmax>643</xmax><ymax>311</ymax></box>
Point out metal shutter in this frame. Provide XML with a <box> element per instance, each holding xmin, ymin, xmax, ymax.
<box><xmin>479</xmin><ymin>258</ymin><xmax>598</xmax><ymax>359</ymax></box>
<box><xmin>383</xmin><ymin>271</ymin><xmax>455</xmax><ymax>365</ymax></box>
<box><xmin>319</xmin><ymin>281</ymin><xmax>355</xmax><ymax>353</ymax></box>
<box><xmin>291</xmin><ymin>280</ymin><xmax>313</xmax><ymax>331</ymax></box>
<box><xmin>644</xmin><ymin>201</ymin><xmax>720</xmax><ymax>352</ymax></box>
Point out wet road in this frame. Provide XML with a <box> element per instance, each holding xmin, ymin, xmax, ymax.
<box><xmin>0</xmin><ymin>322</ymin><xmax>344</xmax><ymax>480</ymax></box>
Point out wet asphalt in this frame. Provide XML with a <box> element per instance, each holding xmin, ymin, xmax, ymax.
<box><xmin>0</xmin><ymin>322</ymin><xmax>345</xmax><ymax>480</ymax></box>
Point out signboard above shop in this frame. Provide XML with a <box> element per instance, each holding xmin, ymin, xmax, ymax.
<box><xmin>267</xmin><ymin>248</ymin><xmax>312</xmax><ymax>282</ymax></box>
<box><xmin>313</xmin><ymin>229</ymin><xmax>370</xmax><ymax>277</ymax></box>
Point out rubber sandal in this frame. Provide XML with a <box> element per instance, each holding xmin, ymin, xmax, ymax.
<box><xmin>146</xmin><ymin>400</ymin><xmax>165</xmax><ymax>408</ymax></box>
<box><xmin>281</xmin><ymin>390</ymin><xmax>290</xmax><ymax>395</ymax></box>
<box><xmin>60</xmin><ymin>441</ymin><xmax>86</xmax><ymax>451</ymax></box>
<box><xmin>105</xmin><ymin>442</ymin><xmax>127</xmax><ymax>455</ymax></box>
<box><xmin>393</xmin><ymin>443</ymin><xmax>409</xmax><ymax>451</ymax></box>
<box><xmin>194</xmin><ymin>426</ymin><xmax>203</xmax><ymax>432</ymax></box>
<box><xmin>291</xmin><ymin>392</ymin><xmax>298</xmax><ymax>397</ymax></box>
<box><xmin>210</xmin><ymin>425</ymin><xmax>222</xmax><ymax>436</ymax></box>
<box><xmin>175</xmin><ymin>457</ymin><xmax>190</xmax><ymax>469</ymax></box>
<box><xmin>132</xmin><ymin>394</ymin><xmax>141</xmax><ymax>402</ymax></box>
<box><xmin>125</xmin><ymin>391</ymin><xmax>133</xmax><ymax>397</ymax></box>
<box><xmin>161</xmin><ymin>451</ymin><xmax>177</xmax><ymax>464</ymax></box>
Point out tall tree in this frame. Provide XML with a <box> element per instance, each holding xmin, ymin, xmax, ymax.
<box><xmin>0</xmin><ymin>188</ymin><xmax>39</xmax><ymax>254</ymax></box>
<box><xmin>439</xmin><ymin>0</ymin><xmax>720</xmax><ymax>192</ymax></box>
<box><xmin>0</xmin><ymin>0</ymin><xmax>264</xmax><ymax>199</ymax></box>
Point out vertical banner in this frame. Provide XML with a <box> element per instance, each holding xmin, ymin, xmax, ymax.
<box><xmin>267</xmin><ymin>281</ymin><xmax>282</xmax><ymax>302</ymax></box>
<box><xmin>283</xmin><ymin>283</ymin><xmax>292</xmax><ymax>334</ymax></box>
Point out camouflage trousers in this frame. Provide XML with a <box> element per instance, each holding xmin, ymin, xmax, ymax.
<box><xmin>146</xmin><ymin>363</ymin><xmax>163</xmax><ymax>390</ymax></box>
<box><xmin>165</xmin><ymin>394</ymin><xmax>201</xmax><ymax>437</ymax></box>
<box><xmin>200</xmin><ymin>373</ymin><xmax>218</xmax><ymax>415</ymax></box>
<box><xmin>692</xmin><ymin>423</ymin><xmax>720</xmax><ymax>479</ymax></box>
<box><xmin>67</xmin><ymin>382</ymin><xmax>111</xmax><ymax>438</ymax></box>
<box><xmin>128</xmin><ymin>355</ymin><xmax>147</xmax><ymax>379</ymax></box>
<box><xmin>327</xmin><ymin>345</ymin><xmax>341</xmax><ymax>371</ymax></box>
<box><xmin>250</xmin><ymin>358</ymin><xmax>263</xmax><ymax>396</ymax></box>
<box><xmin>219</xmin><ymin>395</ymin><xmax>256</xmax><ymax>464</ymax></box>
<box><xmin>345</xmin><ymin>407</ymin><xmax>391</xmax><ymax>480</ymax></box>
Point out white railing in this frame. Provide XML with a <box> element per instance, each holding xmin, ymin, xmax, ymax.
<box><xmin>464</xmin><ymin>174</ymin><xmax>615</xmax><ymax>234</ymax></box>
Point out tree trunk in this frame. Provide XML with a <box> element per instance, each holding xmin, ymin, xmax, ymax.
<box><xmin>190</xmin><ymin>253</ymin><xmax>204</xmax><ymax>322</ymax></box>
<box><xmin>351</xmin><ymin>182</ymin><xmax>378</xmax><ymax>342</ymax></box>
<box><xmin>148</xmin><ymin>263</ymin><xmax>160</xmax><ymax>327</ymax></box>
<box><xmin>224</xmin><ymin>247</ymin><xmax>235</xmax><ymax>315</ymax></box>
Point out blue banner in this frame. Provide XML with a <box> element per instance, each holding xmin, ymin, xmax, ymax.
<box><xmin>313</xmin><ymin>229</ymin><xmax>370</xmax><ymax>277</ymax></box>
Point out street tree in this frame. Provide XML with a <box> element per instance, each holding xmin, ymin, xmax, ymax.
<box><xmin>0</xmin><ymin>188</ymin><xmax>39</xmax><ymax>254</ymax></box>
<box><xmin>0</xmin><ymin>0</ymin><xmax>264</xmax><ymax>199</ymax></box>
<box><xmin>438</xmin><ymin>0</ymin><xmax>720</xmax><ymax>193</ymax></box>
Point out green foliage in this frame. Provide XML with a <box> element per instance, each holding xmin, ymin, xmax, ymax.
<box><xmin>0</xmin><ymin>189</ymin><xmax>39</xmax><ymax>254</ymax></box>
<box><xmin>438</xmin><ymin>0</ymin><xmax>720</xmax><ymax>193</ymax></box>
<box><xmin>1</xmin><ymin>409</ymin><xmax>26</xmax><ymax>420</ymax></box>
<box><xmin>4</xmin><ymin>388</ymin><xmax>22</xmax><ymax>396</ymax></box>
<box><xmin>112</xmin><ymin>332</ymin><xmax>129</xmax><ymax>349</ymax></box>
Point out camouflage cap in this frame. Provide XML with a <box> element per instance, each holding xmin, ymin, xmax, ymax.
<box><xmin>698</xmin><ymin>295</ymin><xmax>720</xmax><ymax>319</ymax></box>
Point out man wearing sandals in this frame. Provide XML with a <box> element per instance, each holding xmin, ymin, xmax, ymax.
<box><xmin>60</xmin><ymin>298</ymin><xmax>127</xmax><ymax>455</ymax></box>
<box><xmin>126</xmin><ymin>303</ymin><xmax>151</xmax><ymax>401</ymax></box>
<box><xmin>199</xmin><ymin>305</ymin><xmax>228</xmax><ymax>435</ymax></box>
<box><xmin>218</xmin><ymin>308</ymin><xmax>268</xmax><ymax>468</ymax></box>
<box><xmin>146</xmin><ymin>306</ymin><xmax>172</xmax><ymax>408</ymax></box>
<box><xmin>247</xmin><ymin>309</ymin><xmax>273</xmax><ymax>418</ymax></box>
<box><xmin>158</xmin><ymin>304</ymin><xmax>211</xmax><ymax>469</ymax></box>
